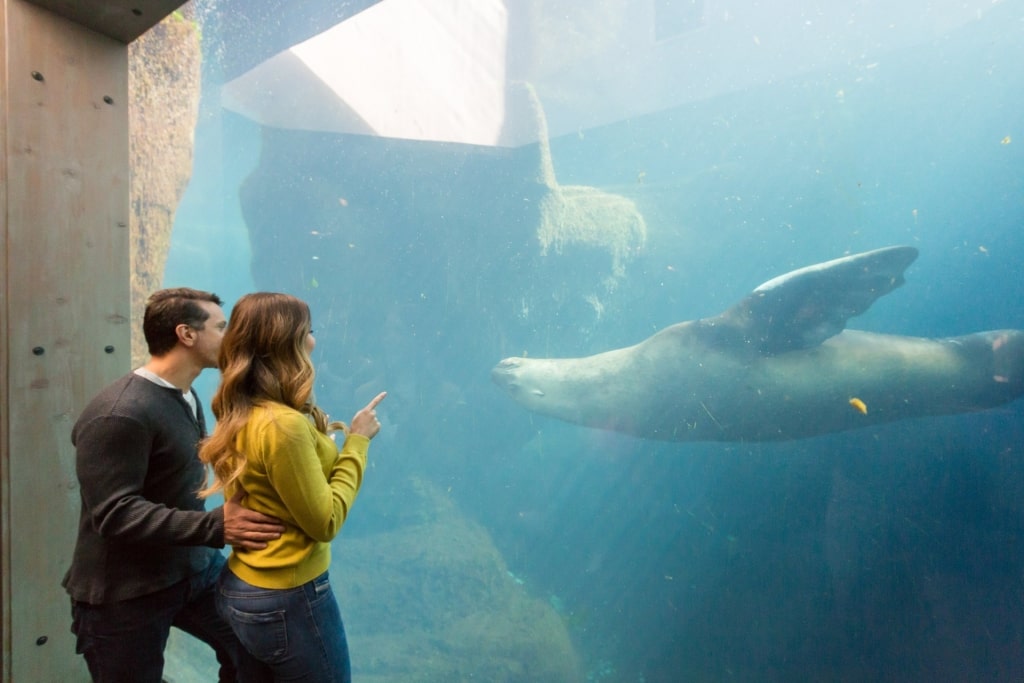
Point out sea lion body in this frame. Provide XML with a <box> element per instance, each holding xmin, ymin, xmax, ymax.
<box><xmin>492</xmin><ymin>247</ymin><xmax>1024</xmax><ymax>442</ymax></box>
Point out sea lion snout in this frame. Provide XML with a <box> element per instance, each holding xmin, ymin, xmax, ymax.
<box><xmin>491</xmin><ymin>357</ymin><xmax>523</xmax><ymax>390</ymax></box>
<box><xmin>491</xmin><ymin>357</ymin><xmax>548</xmax><ymax>399</ymax></box>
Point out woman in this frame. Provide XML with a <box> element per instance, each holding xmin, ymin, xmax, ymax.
<box><xmin>199</xmin><ymin>292</ymin><xmax>386</xmax><ymax>682</ymax></box>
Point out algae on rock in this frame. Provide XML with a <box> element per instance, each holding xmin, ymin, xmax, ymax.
<box><xmin>523</xmin><ymin>81</ymin><xmax>647</xmax><ymax>281</ymax></box>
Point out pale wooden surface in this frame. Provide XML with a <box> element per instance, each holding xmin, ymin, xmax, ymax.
<box><xmin>1</xmin><ymin>0</ymin><xmax>129</xmax><ymax>679</ymax></box>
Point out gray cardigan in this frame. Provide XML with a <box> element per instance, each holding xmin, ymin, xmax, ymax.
<box><xmin>62</xmin><ymin>373</ymin><xmax>225</xmax><ymax>604</ymax></box>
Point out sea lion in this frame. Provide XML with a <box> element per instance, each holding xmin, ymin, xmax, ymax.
<box><xmin>491</xmin><ymin>246</ymin><xmax>1024</xmax><ymax>442</ymax></box>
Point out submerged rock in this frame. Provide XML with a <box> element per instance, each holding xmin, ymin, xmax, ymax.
<box><xmin>128</xmin><ymin>4</ymin><xmax>202</xmax><ymax>365</ymax></box>
<box><xmin>340</xmin><ymin>477</ymin><xmax>582</xmax><ymax>682</ymax></box>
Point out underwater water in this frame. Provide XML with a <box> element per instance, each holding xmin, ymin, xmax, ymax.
<box><xmin>164</xmin><ymin>1</ymin><xmax>1024</xmax><ymax>681</ymax></box>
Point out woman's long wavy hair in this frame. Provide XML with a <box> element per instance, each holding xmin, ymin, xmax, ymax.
<box><xmin>198</xmin><ymin>292</ymin><xmax>342</xmax><ymax>498</ymax></box>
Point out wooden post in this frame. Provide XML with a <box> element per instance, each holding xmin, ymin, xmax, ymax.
<box><xmin>1</xmin><ymin>1</ymin><xmax>129</xmax><ymax>679</ymax></box>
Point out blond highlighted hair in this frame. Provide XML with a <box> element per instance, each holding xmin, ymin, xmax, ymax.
<box><xmin>198</xmin><ymin>292</ymin><xmax>343</xmax><ymax>498</ymax></box>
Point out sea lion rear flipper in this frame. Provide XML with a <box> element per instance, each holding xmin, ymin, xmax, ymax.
<box><xmin>717</xmin><ymin>245</ymin><xmax>919</xmax><ymax>354</ymax></box>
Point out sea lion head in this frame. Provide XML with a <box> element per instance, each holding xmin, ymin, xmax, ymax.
<box><xmin>491</xmin><ymin>357</ymin><xmax>544</xmax><ymax>402</ymax></box>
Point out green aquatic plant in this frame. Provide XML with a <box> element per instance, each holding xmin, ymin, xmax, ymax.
<box><xmin>166</xmin><ymin>8</ymin><xmax>202</xmax><ymax>41</ymax></box>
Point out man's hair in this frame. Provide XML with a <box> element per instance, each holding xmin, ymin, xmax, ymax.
<box><xmin>143</xmin><ymin>287</ymin><xmax>223</xmax><ymax>357</ymax></box>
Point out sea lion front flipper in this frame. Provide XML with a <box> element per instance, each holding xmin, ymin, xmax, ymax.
<box><xmin>717</xmin><ymin>245</ymin><xmax>919</xmax><ymax>354</ymax></box>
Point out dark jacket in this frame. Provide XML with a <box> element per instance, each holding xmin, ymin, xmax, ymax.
<box><xmin>63</xmin><ymin>372</ymin><xmax>225</xmax><ymax>604</ymax></box>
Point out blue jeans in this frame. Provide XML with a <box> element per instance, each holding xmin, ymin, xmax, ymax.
<box><xmin>70</xmin><ymin>553</ymin><xmax>268</xmax><ymax>683</ymax></box>
<box><xmin>217</xmin><ymin>568</ymin><xmax>351</xmax><ymax>683</ymax></box>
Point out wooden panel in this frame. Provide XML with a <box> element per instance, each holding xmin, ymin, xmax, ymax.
<box><xmin>23</xmin><ymin>0</ymin><xmax>187</xmax><ymax>43</ymax></box>
<box><xmin>1</xmin><ymin>0</ymin><xmax>130</xmax><ymax>679</ymax></box>
<box><xmin>0</xmin><ymin>3</ymin><xmax>8</xmax><ymax>677</ymax></box>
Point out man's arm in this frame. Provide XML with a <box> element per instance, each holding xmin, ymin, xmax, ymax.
<box><xmin>221</xmin><ymin>492</ymin><xmax>286</xmax><ymax>550</ymax></box>
<box><xmin>75</xmin><ymin>414</ymin><xmax>219</xmax><ymax>543</ymax></box>
<box><xmin>75</xmin><ymin>413</ymin><xmax>283</xmax><ymax>548</ymax></box>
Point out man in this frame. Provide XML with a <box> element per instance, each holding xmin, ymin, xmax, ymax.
<box><xmin>63</xmin><ymin>288</ymin><xmax>284</xmax><ymax>682</ymax></box>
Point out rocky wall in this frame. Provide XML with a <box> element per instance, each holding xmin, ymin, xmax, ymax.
<box><xmin>128</xmin><ymin>4</ymin><xmax>202</xmax><ymax>366</ymax></box>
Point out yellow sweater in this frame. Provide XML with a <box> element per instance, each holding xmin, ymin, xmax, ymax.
<box><xmin>226</xmin><ymin>401</ymin><xmax>369</xmax><ymax>589</ymax></box>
